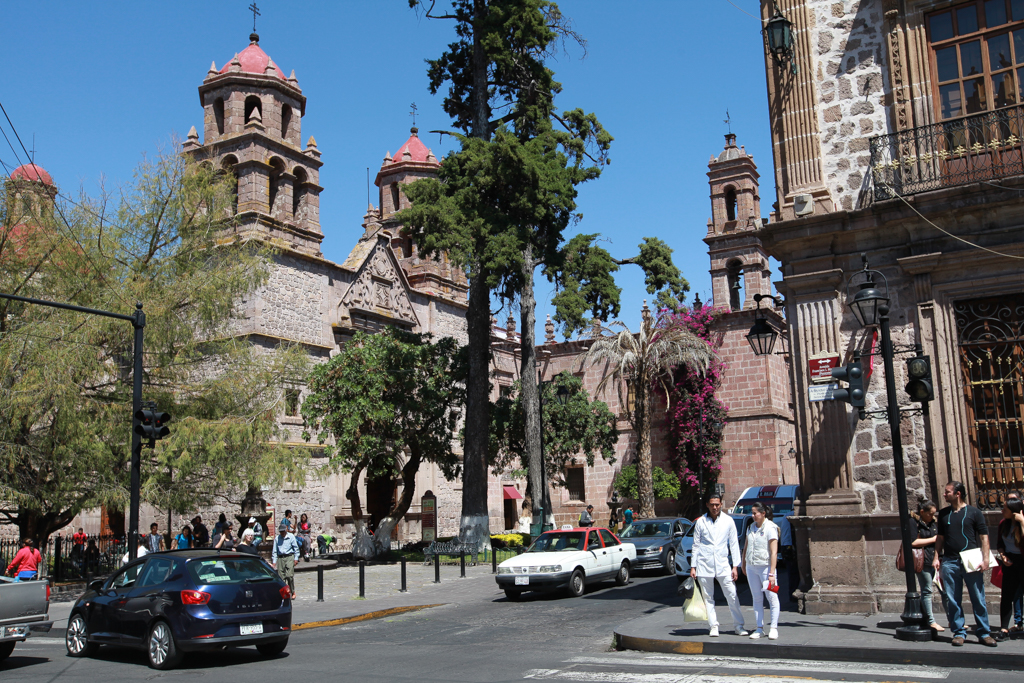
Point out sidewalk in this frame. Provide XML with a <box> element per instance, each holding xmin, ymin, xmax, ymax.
<box><xmin>614</xmin><ymin>606</ymin><xmax>1024</xmax><ymax>671</ymax></box>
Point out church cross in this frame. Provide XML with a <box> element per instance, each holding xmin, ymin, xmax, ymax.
<box><xmin>249</xmin><ymin>2</ymin><xmax>261</xmax><ymax>32</ymax></box>
<box><xmin>409</xmin><ymin>102</ymin><xmax>418</xmax><ymax>127</ymax></box>
<box><xmin>724</xmin><ymin>109</ymin><xmax>732</xmax><ymax>134</ymax></box>
<box><xmin>30</xmin><ymin>134</ymin><xmax>36</xmax><ymax>164</ymax></box>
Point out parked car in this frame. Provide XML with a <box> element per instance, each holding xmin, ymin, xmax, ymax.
<box><xmin>495</xmin><ymin>527</ymin><xmax>636</xmax><ymax>600</ymax></box>
<box><xmin>619</xmin><ymin>517</ymin><xmax>692</xmax><ymax>575</ymax></box>
<box><xmin>0</xmin><ymin>576</ymin><xmax>52</xmax><ymax>663</ymax></box>
<box><xmin>729</xmin><ymin>484</ymin><xmax>799</xmax><ymax>562</ymax></box>
<box><xmin>65</xmin><ymin>549</ymin><xmax>291</xmax><ymax>669</ymax></box>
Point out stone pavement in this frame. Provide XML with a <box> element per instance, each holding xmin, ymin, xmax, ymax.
<box><xmin>613</xmin><ymin>605</ymin><xmax>1024</xmax><ymax>671</ymax></box>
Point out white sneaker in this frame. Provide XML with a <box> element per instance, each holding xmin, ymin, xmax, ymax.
<box><xmin>768</xmin><ymin>628</ymin><xmax>778</xmax><ymax>640</ymax></box>
<box><xmin>735</xmin><ymin>628</ymin><xmax>749</xmax><ymax>636</ymax></box>
<box><xmin>749</xmin><ymin>630</ymin><xmax>764</xmax><ymax>639</ymax></box>
<box><xmin>709</xmin><ymin>626</ymin><xmax>719</xmax><ymax>637</ymax></box>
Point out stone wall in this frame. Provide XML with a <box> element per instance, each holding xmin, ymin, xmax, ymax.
<box><xmin>249</xmin><ymin>253</ymin><xmax>329</xmax><ymax>345</ymax></box>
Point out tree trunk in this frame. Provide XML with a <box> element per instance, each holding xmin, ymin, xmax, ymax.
<box><xmin>519</xmin><ymin>249</ymin><xmax>548</xmax><ymax>529</ymax></box>
<box><xmin>635</xmin><ymin>382</ymin><xmax>656</xmax><ymax>518</ymax></box>
<box><xmin>373</xmin><ymin>444</ymin><xmax>423</xmax><ymax>557</ymax></box>
<box><xmin>346</xmin><ymin>456</ymin><xmax>378</xmax><ymax>560</ymax></box>
<box><xmin>459</xmin><ymin>268</ymin><xmax>493</xmax><ymax>550</ymax></box>
<box><xmin>471</xmin><ymin>0</ymin><xmax>490</xmax><ymax>142</ymax></box>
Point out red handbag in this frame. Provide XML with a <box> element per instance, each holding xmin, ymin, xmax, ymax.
<box><xmin>993</xmin><ymin>564</ymin><xmax>1004</xmax><ymax>589</ymax></box>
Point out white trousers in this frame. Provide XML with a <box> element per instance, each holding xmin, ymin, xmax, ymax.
<box><xmin>746</xmin><ymin>564</ymin><xmax>780</xmax><ymax>630</ymax></box>
<box><xmin>697</xmin><ymin>573</ymin><xmax>745</xmax><ymax>631</ymax></box>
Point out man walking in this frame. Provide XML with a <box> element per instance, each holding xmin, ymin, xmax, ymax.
<box><xmin>579</xmin><ymin>505</ymin><xmax>595</xmax><ymax>528</ymax></box>
<box><xmin>146</xmin><ymin>523</ymin><xmax>165</xmax><ymax>554</ymax></box>
<box><xmin>690</xmin><ymin>494</ymin><xmax>747</xmax><ymax>637</ymax></box>
<box><xmin>934</xmin><ymin>481</ymin><xmax>996</xmax><ymax>647</ymax></box>
<box><xmin>272</xmin><ymin>521</ymin><xmax>301</xmax><ymax>599</ymax></box>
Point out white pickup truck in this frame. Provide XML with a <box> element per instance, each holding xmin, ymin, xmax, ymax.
<box><xmin>0</xmin><ymin>577</ymin><xmax>52</xmax><ymax>662</ymax></box>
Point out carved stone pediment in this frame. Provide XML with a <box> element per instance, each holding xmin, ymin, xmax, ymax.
<box><xmin>340</xmin><ymin>238</ymin><xmax>418</xmax><ymax>326</ymax></box>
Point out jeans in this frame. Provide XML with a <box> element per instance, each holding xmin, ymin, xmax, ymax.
<box><xmin>916</xmin><ymin>567</ymin><xmax>939</xmax><ymax>625</ymax></box>
<box><xmin>940</xmin><ymin>557</ymin><xmax>991</xmax><ymax>638</ymax></box>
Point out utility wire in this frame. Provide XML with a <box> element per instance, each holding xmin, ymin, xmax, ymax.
<box><xmin>724</xmin><ymin>0</ymin><xmax>764</xmax><ymax>23</ymax></box>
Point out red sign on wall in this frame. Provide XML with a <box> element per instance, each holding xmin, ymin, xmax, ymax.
<box><xmin>808</xmin><ymin>354</ymin><xmax>841</xmax><ymax>383</ymax></box>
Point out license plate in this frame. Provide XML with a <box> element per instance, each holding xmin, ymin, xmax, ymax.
<box><xmin>514</xmin><ymin>576</ymin><xmax>529</xmax><ymax>586</ymax></box>
<box><xmin>240</xmin><ymin>623</ymin><xmax>263</xmax><ymax>635</ymax></box>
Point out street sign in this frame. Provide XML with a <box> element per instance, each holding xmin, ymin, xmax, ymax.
<box><xmin>808</xmin><ymin>383</ymin><xmax>839</xmax><ymax>402</ymax></box>
<box><xmin>809</xmin><ymin>354</ymin><xmax>841</xmax><ymax>383</ymax></box>
<box><xmin>421</xmin><ymin>491</ymin><xmax>436</xmax><ymax>542</ymax></box>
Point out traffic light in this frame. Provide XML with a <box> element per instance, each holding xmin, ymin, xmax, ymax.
<box><xmin>134</xmin><ymin>408</ymin><xmax>171</xmax><ymax>446</ymax></box>
<box><xmin>831</xmin><ymin>359</ymin><xmax>865</xmax><ymax>409</ymax></box>
<box><xmin>905</xmin><ymin>354</ymin><xmax>934</xmax><ymax>405</ymax></box>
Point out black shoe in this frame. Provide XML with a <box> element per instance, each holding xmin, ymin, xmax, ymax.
<box><xmin>995</xmin><ymin>631</ymin><xmax>1009</xmax><ymax>642</ymax></box>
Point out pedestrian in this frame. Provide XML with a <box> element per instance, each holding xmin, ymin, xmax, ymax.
<box><xmin>192</xmin><ymin>515</ymin><xmax>210</xmax><ymax>548</ymax></box>
<box><xmin>741</xmin><ymin>502</ymin><xmax>780</xmax><ymax>640</ymax></box>
<box><xmin>236</xmin><ymin>529</ymin><xmax>259</xmax><ymax>555</ymax></box>
<box><xmin>579</xmin><ymin>505</ymin><xmax>595</xmax><ymax>528</ymax></box>
<box><xmin>297</xmin><ymin>513</ymin><xmax>312</xmax><ymax>561</ymax></box>
<box><xmin>71</xmin><ymin>527</ymin><xmax>87</xmax><ymax>568</ymax></box>
<box><xmin>5</xmin><ymin>539</ymin><xmax>42</xmax><ymax>581</ymax></box>
<box><xmin>317</xmin><ymin>530</ymin><xmax>335</xmax><ymax>555</ymax></box>
<box><xmin>623</xmin><ymin>505</ymin><xmax>634</xmax><ymax>528</ymax></box>
<box><xmin>247</xmin><ymin>516</ymin><xmax>264</xmax><ymax>545</ymax></box>
<box><xmin>272</xmin><ymin>521</ymin><xmax>301</xmax><ymax>599</ymax></box>
<box><xmin>83</xmin><ymin>538</ymin><xmax>100</xmax><ymax>574</ymax></box>
<box><xmin>146</xmin><ymin>523</ymin><xmax>165</xmax><ymax>554</ymax></box>
<box><xmin>609</xmin><ymin>507</ymin><xmax>619</xmax><ymax>532</ymax></box>
<box><xmin>911</xmin><ymin>500</ymin><xmax>944</xmax><ymax>634</ymax></box>
<box><xmin>933</xmin><ymin>481</ymin><xmax>996</xmax><ymax>647</ymax></box>
<box><xmin>283</xmin><ymin>510</ymin><xmax>294</xmax><ymax>531</ymax></box>
<box><xmin>517</xmin><ymin>502</ymin><xmax>532</xmax><ymax>535</ymax></box>
<box><xmin>995</xmin><ymin>494</ymin><xmax>1024</xmax><ymax>641</ymax></box>
<box><xmin>174</xmin><ymin>525</ymin><xmax>193</xmax><ymax>550</ymax></box>
<box><xmin>123</xmin><ymin>540</ymin><xmax>149</xmax><ymax>563</ymax></box>
<box><xmin>212</xmin><ymin>521</ymin><xmax>236</xmax><ymax>551</ymax></box>
<box><xmin>690</xmin><ymin>494</ymin><xmax>747</xmax><ymax>637</ymax></box>
<box><xmin>213</xmin><ymin>513</ymin><xmax>228</xmax><ymax>537</ymax></box>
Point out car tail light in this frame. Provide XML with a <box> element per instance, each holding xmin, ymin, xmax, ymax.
<box><xmin>181</xmin><ymin>590</ymin><xmax>211</xmax><ymax>605</ymax></box>
<box><xmin>46</xmin><ymin>584</ymin><xmax>51</xmax><ymax>602</ymax></box>
<box><xmin>279</xmin><ymin>586</ymin><xmax>291</xmax><ymax>601</ymax></box>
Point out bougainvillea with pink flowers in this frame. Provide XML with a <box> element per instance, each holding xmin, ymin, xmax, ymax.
<box><xmin>658</xmin><ymin>302</ymin><xmax>729</xmax><ymax>515</ymax></box>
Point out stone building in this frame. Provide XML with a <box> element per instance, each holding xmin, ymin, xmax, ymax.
<box><xmin>749</xmin><ymin>0</ymin><xmax>1024</xmax><ymax>612</ymax></box>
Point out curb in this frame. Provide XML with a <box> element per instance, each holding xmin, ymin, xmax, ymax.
<box><xmin>613</xmin><ymin>631</ymin><xmax>1024</xmax><ymax>672</ymax></box>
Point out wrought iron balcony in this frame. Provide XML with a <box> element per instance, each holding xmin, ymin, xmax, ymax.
<box><xmin>869</xmin><ymin>104</ymin><xmax>1024</xmax><ymax>202</ymax></box>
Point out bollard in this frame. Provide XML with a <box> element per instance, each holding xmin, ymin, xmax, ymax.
<box><xmin>359</xmin><ymin>560</ymin><xmax>365</xmax><ymax>598</ymax></box>
<box><xmin>491</xmin><ymin>548</ymin><xmax>497</xmax><ymax>574</ymax></box>
<box><xmin>460</xmin><ymin>551</ymin><xmax>466</xmax><ymax>578</ymax></box>
<box><xmin>400</xmin><ymin>556</ymin><xmax>408</xmax><ymax>592</ymax></box>
<box><xmin>317</xmin><ymin>564</ymin><xmax>324</xmax><ymax>602</ymax></box>
<box><xmin>433</xmin><ymin>554</ymin><xmax>440</xmax><ymax>583</ymax></box>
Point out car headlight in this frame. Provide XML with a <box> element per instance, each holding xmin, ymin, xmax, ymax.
<box><xmin>497</xmin><ymin>566</ymin><xmax>512</xmax><ymax>574</ymax></box>
<box><xmin>538</xmin><ymin>565</ymin><xmax>562</xmax><ymax>573</ymax></box>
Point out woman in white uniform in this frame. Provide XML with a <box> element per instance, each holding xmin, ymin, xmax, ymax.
<box><xmin>741</xmin><ymin>501</ymin><xmax>780</xmax><ymax>640</ymax></box>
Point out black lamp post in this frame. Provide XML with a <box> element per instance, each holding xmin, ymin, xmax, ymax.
<box><xmin>746</xmin><ymin>293</ymin><xmax>785</xmax><ymax>357</ymax></box>
<box><xmin>534</xmin><ymin>376</ymin><xmax>571</xmax><ymax>536</ymax></box>
<box><xmin>845</xmin><ymin>256</ymin><xmax>930</xmax><ymax>642</ymax></box>
<box><xmin>763</xmin><ymin>4</ymin><xmax>798</xmax><ymax>75</ymax></box>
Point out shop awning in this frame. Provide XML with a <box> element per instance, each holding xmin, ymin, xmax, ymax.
<box><xmin>502</xmin><ymin>485</ymin><xmax>523</xmax><ymax>500</ymax></box>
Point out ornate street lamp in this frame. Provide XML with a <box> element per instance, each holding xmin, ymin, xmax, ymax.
<box><xmin>847</xmin><ymin>256</ymin><xmax>889</xmax><ymax>328</ymax></box>
<box><xmin>763</xmin><ymin>5</ymin><xmax>798</xmax><ymax>75</ymax></box>
<box><xmin>746</xmin><ymin>293</ymin><xmax>785</xmax><ymax>356</ymax></box>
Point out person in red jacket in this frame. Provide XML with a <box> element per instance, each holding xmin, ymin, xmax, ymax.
<box><xmin>6</xmin><ymin>538</ymin><xmax>42</xmax><ymax>581</ymax></box>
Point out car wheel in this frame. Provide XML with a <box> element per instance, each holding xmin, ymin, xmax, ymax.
<box><xmin>147</xmin><ymin>620</ymin><xmax>181</xmax><ymax>670</ymax></box>
<box><xmin>615</xmin><ymin>561</ymin><xmax>631</xmax><ymax>586</ymax></box>
<box><xmin>567</xmin><ymin>568</ymin><xmax>586</xmax><ymax>597</ymax></box>
<box><xmin>256</xmin><ymin>639</ymin><xmax>288</xmax><ymax>657</ymax></box>
<box><xmin>0</xmin><ymin>641</ymin><xmax>15</xmax><ymax>662</ymax></box>
<box><xmin>504</xmin><ymin>589</ymin><xmax>522</xmax><ymax>601</ymax></box>
<box><xmin>664</xmin><ymin>550</ymin><xmax>676</xmax><ymax>576</ymax></box>
<box><xmin>65</xmin><ymin>613</ymin><xmax>97</xmax><ymax>658</ymax></box>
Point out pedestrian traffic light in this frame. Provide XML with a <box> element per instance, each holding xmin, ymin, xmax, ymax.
<box><xmin>134</xmin><ymin>408</ymin><xmax>171</xmax><ymax>445</ymax></box>
<box><xmin>905</xmin><ymin>354</ymin><xmax>934</xmax><ymax>404</ymax></box>
<box><xmin>831</xmin><ymin>360</ymin><xmax>865</xmax><ymax>409</ymax></box>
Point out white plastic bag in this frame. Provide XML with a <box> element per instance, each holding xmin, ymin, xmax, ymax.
<box><xmin>683</xmin><ymin>578</ymin><xmax>709</xmax><ymax>623</ymax></box>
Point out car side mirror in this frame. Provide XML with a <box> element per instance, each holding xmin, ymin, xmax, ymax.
<box><xmin>89</xmin><ymin>579</ymin><xmax>105</xmax><ymax>592</ymax></box>
<box><xmin>588</xmin><ymin>543</ymin><xmax>600</xmax><ymax>550</ymax></box>
<box><xmin>673</xmin><ymin>531</ymin><xmax>683</xmax><ymax>538</ymax></box>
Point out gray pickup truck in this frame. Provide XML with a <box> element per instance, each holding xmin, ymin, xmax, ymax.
<box><xmin>0</xmin><ymin>577</ymin><xmax>52</xmax><ymax>662</ymax></box>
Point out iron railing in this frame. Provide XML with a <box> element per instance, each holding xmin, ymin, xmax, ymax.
<box><xmin>870</xmin><ymin>105</ymin><xmax>1024</xmax><ymax>201</ymax></box>
<box><xmin>46</xmin><ymin>534</ymin><xmax>126</xmax><ymax>583</ymax></box>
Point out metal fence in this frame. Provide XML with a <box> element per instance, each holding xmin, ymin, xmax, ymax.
<box><xmin>47</xmin><ymin>534</ymin><xmax>126</xmax><ymax>583</ymax></box>
<box><xmin>870</xmin><ymin>104</ymin><xmax>1024</xmax><ymax>201</ymax></box>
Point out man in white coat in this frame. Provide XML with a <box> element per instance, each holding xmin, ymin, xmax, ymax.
<box><xmin>689</xmin><ymin>494</ymin><xmax>747</xmax><ymax>637</ymax></box>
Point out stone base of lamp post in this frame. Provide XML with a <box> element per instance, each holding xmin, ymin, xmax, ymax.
<box><xmin>896</xmin><ymin>591</ymin><xmax>931</xmax><ymax>641</ymax></box>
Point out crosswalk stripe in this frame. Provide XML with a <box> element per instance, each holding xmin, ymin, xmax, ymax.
<box><xmin>564</xmin><ymin>655</ymin><xmax>950</xmax><ymax>680</ymax></box>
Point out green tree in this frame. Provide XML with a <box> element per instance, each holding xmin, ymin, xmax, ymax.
<box><xmin>613</xmin><ymin>464</ymin><xmax>681</xmax><ymax>503</ymax></box>
<box><xmin>0</xmin><ymin>152</ymin><xmax>308</xmax><ymax>546</ymax></box>
<box><xmin>580</xmin><ymin>307</ymin><xmax>716</xmax><ymax>519</ymax></box>
<box><xmin>489</xmin><ymin>371</ymin><xmax>618</xmax><ymax>504</ymax></box>
<box><xmin>301</xmin><ymin>328</ymin><xmax>466</xmax><ymax>558</ymax></box>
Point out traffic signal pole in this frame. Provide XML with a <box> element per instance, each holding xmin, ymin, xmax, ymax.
<box><xmin>0</xmin><ymin>293</ymin><xmax>147</xmax><ymax>561</ymax></box>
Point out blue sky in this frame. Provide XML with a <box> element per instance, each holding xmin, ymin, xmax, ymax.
<box><xmin>1</xmin><ymin>1</ymin><xmax>776</xmax><ymax>340</ymax></box>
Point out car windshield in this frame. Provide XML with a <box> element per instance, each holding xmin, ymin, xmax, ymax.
<box><xmin>528</xmin><ymin>532</ymin><xmax>585</xmax><ymax>552</ymax></box>
<box><xmin>731</xmin><ymin>499</ymin><xmax>794</xmax><ymax>515</ymax></box>
<box><xmin>187</xmin><ymin>557</ymin><xmax>279</xmax><ymax>585</ymax></box>
<box><xmin>620</xmin><ymin>522</ymin><xmax>672</xmax><ymax>538</ymax></box>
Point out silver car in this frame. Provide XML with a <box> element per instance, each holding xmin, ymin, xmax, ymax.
<box><xmin>619</xmin><ymin>518</ymin><xmax>692</xmax><ymax>575</ymax></box>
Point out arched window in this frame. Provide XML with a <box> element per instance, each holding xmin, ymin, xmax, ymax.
<box><xmin>213</xmin><ymin>97</ymin><xmax>225</xmax><ymax>136</ymax></box>
<box><xmin>221</xmin><ymin>155</ymin><xmax>239</xmax><ymax>215</ymax></box>
<box><xmin>281</xmin><ymin>104</ymin><xmax>292</xmax><ymax>140</ymax></box>
<box><xmin>293</xmin><ymin>167</ymin><xmax>308</xmax><ymax>217</ymax></box>
<box><xmin>268</xmin><ymin>157</ymin><xmax>285</xmax><ymax>214</ymax></box>
<box><xmin>244</xmin><ymin>96</ymin><xmax>262</xmax><ymax>124</ymax></box>
<box><xmin>390</xmin><ymin>183</ymin><xmax>401</xmax><ymax>214</ymax></box>
<box><xmin>727</xmin><ymin>260</ymin><xmax>744</xmax><ymax>311</ymax></box>
<box><xmin>725</xmin><ymin>187</ymin><xmax>737</xmax><ymax>222</ymax></box>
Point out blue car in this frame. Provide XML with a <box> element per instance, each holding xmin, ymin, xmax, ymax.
<box><xmin>65</xmin><ymin>549</ymin><xmax>291</xmax><ymax>669</ymax></box>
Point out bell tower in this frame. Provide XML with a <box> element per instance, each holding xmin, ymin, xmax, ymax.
<box><xmin>183</xmin><ymin>32</ymin><xmax>324</xmax><ymax>256</ymax></box>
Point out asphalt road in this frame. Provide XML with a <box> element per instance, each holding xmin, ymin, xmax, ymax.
<box><xmin>3</xmin><ymin>570</ymin><xmax>1017</xmax><ymax>683</ymax></box>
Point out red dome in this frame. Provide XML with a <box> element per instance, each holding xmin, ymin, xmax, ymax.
<box><xmin>392</xmin><ymin>128</ymin><xmax>434</xmax><ymax>164</ymax></box>
<box><xmin>10</xmin><ymin>163</ymin><xmax>53</xmax><ymax>186</ymax></box>
<box><xmin>219</xmin><ymin>38</ymin><xmax>286</xmax><ymax>80</ymax></box>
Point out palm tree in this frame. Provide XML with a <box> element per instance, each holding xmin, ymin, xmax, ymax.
<box><xmin>580</xmin><ymin>303</ymin><xmax>716</xmax><ymax>518</ymax></box>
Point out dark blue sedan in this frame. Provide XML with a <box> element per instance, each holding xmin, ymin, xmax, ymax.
<box><xmin>65</xmin><ymin>549</ymin><xmax>291</xmax><ymax>669</ymax></box>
